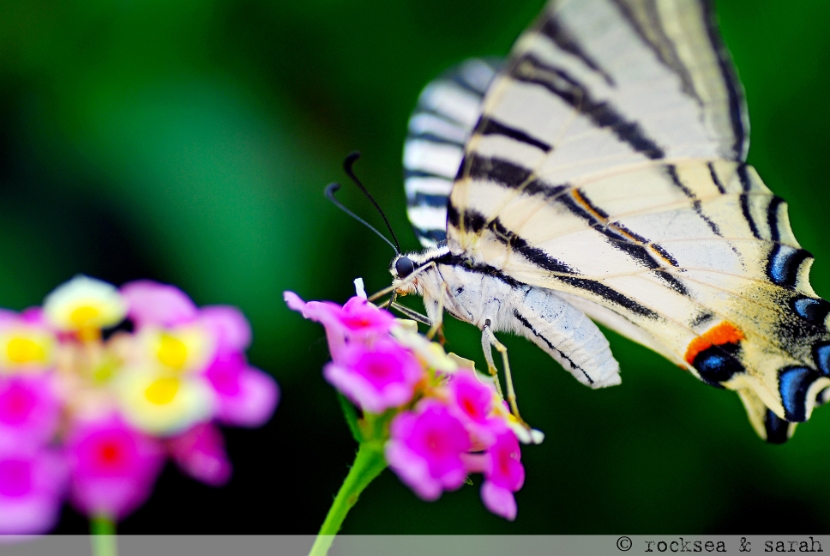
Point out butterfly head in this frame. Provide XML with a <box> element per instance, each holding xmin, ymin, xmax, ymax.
<box><xmin>389</xmin><ymin>243</ymin><xmax>449</xmax><ymax>297</ymax></box>
<box><xmin>390</xmin><ymin>253</ymin><xmax>420</xmax><ymax>296</ymax></box>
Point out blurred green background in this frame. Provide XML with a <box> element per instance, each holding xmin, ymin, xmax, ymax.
<box><xmin>2</xmin><ymin>0</ymin><xmax>829</xmax><ymax>535</ymax></box>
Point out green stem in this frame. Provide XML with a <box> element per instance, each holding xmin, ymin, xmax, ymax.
<box><xmin>90</xmin><ymin>514</ymin><xmax>118</xmax><ymax>556</ymax></box>
<box><xmin>308</xmin><ymin>441</ymin><xmax>388</xmax><ymax>556</ymax></box>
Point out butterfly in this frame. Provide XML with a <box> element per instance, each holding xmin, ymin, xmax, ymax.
<box><xmin>387</xmin><ymin>0</ymin><xmax>830</xmax><ymax>443</ymax></box>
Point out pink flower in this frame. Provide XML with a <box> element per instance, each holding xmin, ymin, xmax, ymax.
<box><xmin>120</xmin><ymin>281</ymin><xmax>199</xmax><ymax>328</ymax></box>
<box><xmin>446</xmin><ymin>369</ymin><xmax>500</xmax><ymax>447</ymax></box>
<box><xmin>66</xmin><ymin>415</ymin><xmax>165</xmax><ymax>519</ymax></box>
<box><xmin>204</xmin><ymin>353</ymin><xmax>279</xmax><ymax>427</ymax></box>
<box><xmin>168</xmin><ymin>422</ymin><xmax>231</xmax><ymax>487</ymax></box>
<box><xmin>284</xmin><ymin>292</ymin><xmax>396</xmax><ymax>360</ymax></box>
<box><xmin>0</xmin><ymin>375</ymin><xmax>60</xmax><ymax>448</ymax></box>
<box><xmin>199</xmin><ymin>306</ymin><xmax>251</xmax><ymax>356</ymax></box>
<box><xmin>0</xmin><ymin>445</ymin><xmax>67</xmax><ymax>534</ymax></box>
<box><xmin>324</xmin><ymin>339</ymin><xmax>423</xmax><ymax>413</ymax></box>
<box><xmin>385</xmin><ymin>399</ymin><xmax>471</xmax><ymax>500</ymax></box>
<box><xmin>480</xmin><ymin>427</ymin><xmax>525</xmax><ymax>521</ymax></box>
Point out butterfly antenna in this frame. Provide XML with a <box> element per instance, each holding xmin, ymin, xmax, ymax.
<box><xmin>342</xmin><ymin>152</ymin><xmax>402</xmax><ymax>253</ymax></box>
<box><xmin>325</xmin><ymin>182</ymin><xmax>399</xmax><ymax>253</ymax></box>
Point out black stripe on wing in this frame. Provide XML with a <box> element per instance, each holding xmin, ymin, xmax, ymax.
<box><xmin>766</xmin><ymin>196</ymin><xmax>785</xmax><ymax>243</ymax></box>
<box><xmin>461</xmin><ymin>153</ymin><xmax>688</xmax><ymax>295</ymax></box>
<box><xmin>707</xmin><ymin>162</ymin><xmax>727</xmax><ymax>194</ymax></box>
<box><xmin>537</xmin><ymin>15</ymin><xmax>615</xmax><ymax>86</ymax></box>
<box><xmin>737</xmin><ymin>163</ymin><xmax>761</xmax><ymax>240</ymax></box>
<box><xmin>558</xmin><ymin>187</ymin><xmax>689</xmax><ymax>296</ymax></box>
<box><xmin>447</xmin><ymin>204</ymin><xmax>658</xmax><ymax>318</ymax></box>
<box><xmin>701</xmin><ymin>0</ymin><xmax>748</xmax><ymax>161</ymax></box>
<box><xmin>478</xmin><ymin>117</ymin><xmax>552</xmax><ymax>153</ymax></box>
<box><xmin>466</xmin><ymin>154</ymin><xmax>569</xmax><ymax>199</ymax></box>
<box><xmin>510</xmin><ymin>53</ymin><xmax>665</xmax><ymax>160</ymax></box>
<box><xmin>665</xmin><ymin>164</ymin><xmax>723</xmax><ymax>237</ymax></box>
<box><xmin>607</xmin><ymin>0</ymin><xmax>747</xmax><ymax>161</ymax></box>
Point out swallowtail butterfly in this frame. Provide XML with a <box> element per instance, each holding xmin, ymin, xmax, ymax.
<box><xmin>390</xmin><ymin>0</ymin><xmax>830</xmax><ymax>443</ymax></box>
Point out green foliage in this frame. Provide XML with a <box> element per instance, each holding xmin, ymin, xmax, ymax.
<box><xmin>1</xmin><ymin>0</ymin><xmax>828</xmax><ymax>534</ymax></box>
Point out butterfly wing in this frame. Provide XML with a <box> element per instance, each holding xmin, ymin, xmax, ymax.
<box><xmin>403</xmin><ymin>59</ymin><xmax>501</xmax><ymax>248</ymax></box>
<box><xmin>443</xmin><ymin>0</ymin><xmax>830</xmax><ymax>442</ymax></box>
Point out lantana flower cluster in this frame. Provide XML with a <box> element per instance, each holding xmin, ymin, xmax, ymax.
<box><xmin>0</xmin><ymin>276</ymin><xmax>278</xmax><ymax>534</ymax></box>
<box><xmin>286</xmin><ymin>286</ymin><xmax>534</xmax><ymax>520</ymax></box>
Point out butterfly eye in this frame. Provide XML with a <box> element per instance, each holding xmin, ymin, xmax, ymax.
<box><xmin>395</xmin><ymin>257</ymin><xmax>416</xmax><ymax>279</ymax></box>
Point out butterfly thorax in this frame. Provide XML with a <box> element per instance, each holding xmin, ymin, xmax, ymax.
<box><xmin>391</xmin><ymin>243</ymin><xmax>504</xmax><ymax>326</ymax></box>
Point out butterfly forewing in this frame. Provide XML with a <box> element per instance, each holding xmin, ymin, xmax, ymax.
<box><xmin>403</xmin><ymin>59</ymin><xmax>501</xmax><ymax>248</ymax></box>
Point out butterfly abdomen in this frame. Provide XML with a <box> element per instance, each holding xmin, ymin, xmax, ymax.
<box><xmin>424</xmin><ymin>258</ymin><xmax>621</xmax><ymax>389</ymax></box>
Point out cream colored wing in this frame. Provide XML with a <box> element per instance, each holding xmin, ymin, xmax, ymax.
<box><xmin>446</xmin><ymin>0</ymin><xmax>830</xmax><ymax>442</ymax></box>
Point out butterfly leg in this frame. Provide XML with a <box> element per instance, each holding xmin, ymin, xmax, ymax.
<box><xmin>426</xmin><ymin>283</ymin><xmax>448</xmax><ymax>341</ymax></box>
<box><xmin>389</xmin><ymin>302</ymin><xmax>432</xmax><ymax>326</ymax></box>
<box><xmin>483</xmin><ymin>321</ymin><xmax>527</xmax><ymax>428</ymax></box>
<box><xmin>480</xmin><ymin>323</ymin><xmax>505</xmax><ymax>399</ymax></box>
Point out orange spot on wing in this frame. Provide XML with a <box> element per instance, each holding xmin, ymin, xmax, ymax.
<box><xmin>684</xmin><ymin>322</ymin><xmax>744</xmax><ymax>365</ymax></box>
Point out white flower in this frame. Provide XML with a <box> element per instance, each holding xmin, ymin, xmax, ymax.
<box><xmin>115</xmin><ymin>370</ymin><xmax>215</xmax><ymax>436</ymax></box>
<box><xmin>43</xmin><ymin>276</ymin><xmax>127</xmax><ymax>333</ymax></box>
<box><xmin>134</xmin><ymin>324</ymin><xmax>214</xmax><ymax>375</ymax></box>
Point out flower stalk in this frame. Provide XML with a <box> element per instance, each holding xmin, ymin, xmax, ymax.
<box><xmin>309</xmin><ymin>440</ymin><xmax>387</xmax><ymax>556</ymax></box>
<box><xmin>90</xmin><ymin>514</ymin><xmax>118</xmax><ymax>556</ymax></box>
<box><xmin>288</xmin><ymin>287</ymin><xmax>541</xmax><ymax>554</ymax></box>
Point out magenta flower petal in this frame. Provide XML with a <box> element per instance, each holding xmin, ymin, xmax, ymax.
<box><xmin>484</xmin><ymin>427</ymin><xmax>525</xmax><ymax>492</ymax></box>
<box><xmin>481</xmin><ymin>481</ymin><xmax>518</xmax><ymax>521</ymax></box>
<box><xmin>199</xmin><ymin>306</ymin><xmax>251</xmax><ymax>354</ymax></box>
<box><xmin>205</xmin><ymin>355</ymin><xmax>279</xmax><ymax>427</ymax></box>
<box><xmin>168</xmin><ymin>423</ymin><xmax>231</xmax><ymax>487</ymax></box>
<box><xmin>447</xmin><ymin>370</ymin><xmax>499</xmax><ymax>447</ymax></box>
<box><xmin>284</xmin><ymin>292</ymin><xmax>396</xmax><ymax>360</ymax></box>
<box><xmin>0</xmin><ymin>375</ymin><xmax>60</xmax><ymax>448</ymax></box>
<box><xmin>121</xmin><ymin>280</ymin><xmax>199</xmax><ymax>328</ymax></box>
<box><xmin>67</xmin><ymin>415</ymin><xmax>165</xmax><ymax>519</ymax></box>
<box><xmin>323</xmin><ymin>340</ymin><xmax>423</xmax><ymax>413</ymax></box>
<box><xmin>337</xmin><ymin>297</ymin><xmax>397</xmax><ymax>335</ymax></box>
<box><xmin>386</xmin><ymin>400</ymin><xmax>471</xmax><ymax>499</ymax></box>
<box><xmin>19</xmin><ymin>308</ymin><xmax>48</xmax><ymax>327</ymax></box>
<box><xmin>384</xmin><ymin>441</ymin><xmax>443</xmax><ymax>500</ymax></box>
<box><xmin>283</xmin><ymin>291</ymin><xmax>306</xmax><ymax>313</ymax></box>
<box><xmin>0</xmin><ymin>446</ymin><xmax>67</xmax><ymax>534</ymax></box>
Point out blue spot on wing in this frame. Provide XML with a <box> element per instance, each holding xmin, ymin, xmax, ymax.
<box><xmin>767</xmin><ymin>245</ymin><xmax>811</xmax><ymax>288</ymax></box>
<box><xmin>813</xmin><ymin>342</ymin><xmax>830</xmax><ymax>375</ymax></box>
<box><xmin>691</xmin><ymin>344</ymin><xmax>744</xmax><ymax>387</ymax></box>
<box><xmin>793</xmin><ymin>296</ymin><xmax>830</xmax><ymax>325</ymax></box>
<box><xmin>778</xmin><ymin>366</ymin><xmax>821</xmax><ymax>422</ymax></box>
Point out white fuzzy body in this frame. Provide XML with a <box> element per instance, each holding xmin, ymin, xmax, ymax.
<box><xmin>398</xmin><ymin>248</ymin><xmax>621</xmax><ymax>388</ymax></box>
